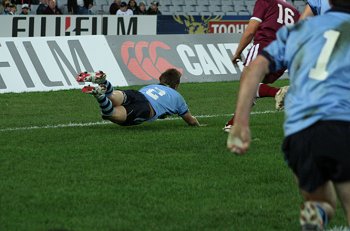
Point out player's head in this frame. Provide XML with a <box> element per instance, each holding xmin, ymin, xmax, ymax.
<box><xmin>329</xmin><ymin>0</ymin><xmax>350</xmax><ymax>8</ymax></box>
<box><xmin>159</xmin><ymin>68</ymin><xmax>182</xmax><ymax>90</ymax></box>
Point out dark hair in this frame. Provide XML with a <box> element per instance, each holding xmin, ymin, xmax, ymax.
<box><xmin>151</xmin><ymin>1</ymin><xmax>159</xmax><ymax>6</ymax></box>
<box><xmin>330</xmin><ymin>0</ymin><xmax>350</xmax><ymax>8</ymax></box>
<box><xmin>159</xmin><ymin>68</ymin><xmax>182</xmax><ymax>89</ymax></box>
<box><xmin>128</xmin><ymin>0</ymin><xmax>137</xmax><ymax>8</ymax></box>
<box><xmin>83</xmin><ymin>0</ymin><xmax>93</xmax><ymax>8</ymax></box>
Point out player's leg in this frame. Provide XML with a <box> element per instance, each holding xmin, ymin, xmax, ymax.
<box><xmin>90</xmin><ymin>90</ymin><xmax>128</xmax><ymax>123</ymax></box>
<box><xmin>95</xmin><ymin>77</ymin><xmax>124</xmax><ymax>107</ymax></box>
<box><xmin>105</xmin><ymin>90</ymin><xmax>153</xmax><ymax>126</ymax></box>
<box><xmin>223</xmin><ymin>98</ymin><xmax>257</xmax><ymax>132</ymax></box>
<box><xmin>76</xmin><ymin>71</ymin><xmax>130</xmax><ymax>123</ymax></box>
<box><xmin>245</xmin><ymin>45</ymin><xmax>285</xmax><ymax>103</ymax></box>
<box><xmin>224</xmin><ymin>45</ymin><xmax>258</xmax><ymax>132</ymax></box>
<box><xmin>274</xmin><ymin>86</ymin><xmax>289</xmax><ymax>111</ymax></box>
<box><xmin>101</xmin><ymin>105</ymin><xmax>127</xmax><ymax>124</ymax></box>
<box><xmin>224</xmin><ymin>83</ymin><xmax>286</xmax><ymax>131</ymax></box>
<box><xmin>258</xmin><ymin>84</ymin><xmax>289</xmax><ymax>110</ymax></box>
<box><xmin>76</xmin><ymin>71</ymin><xmax>114</xmax><ymax>96</ymax></box>
<box><xmin>223</xmin><ymin>102</ymin><xmax>257</xmax><ymax>132</ymax></box>
<box><xmin>224</xmin><ymin>47</ymin><xmax>285</xmax><ymax>131</ymax></box>
<box><xmin>223</xmin><ymin>116</ymin><xmax>235</xmax><ymax>132</ymax></box>
<box><xmin>80</xmin><ymin>83</ymin><xmax>127</xmax><ymax>123</ymax></box>
<box><xmin>283</xmin><ymin>121</ymin><xmax>350</xmax><ymax>230</ymax></box>
<box><xmin>76</xmin><ymin>71</ymin><xmax>107</xmax><ymax>84</ymax></box>
<box><xmin>257</xmin><ymin>83</ymin><xmax>279</xmax><ymax>98</ymax></box>
<box><xmin>261</xmin><ymin>69</ymin><xmax>289</xmax><ymax>110</ymax></box>
<box><xmin>76</xmin><ymin>70</ymin><xmax>126</xmax><ymax>106</ymax></box>
<box><xmin>334</xmin><ymin>182</ymin><xmax>350</xmax><ymax>227</ymax></box>
<box><xmin>299</xmin><ymin>181</ymin><xmax>337</xmax><ymax>231</ymax></box>
<box><xmin>316</xmin><ymin>121</ymin><xmax>350</xmax><ymax>228</ymax></box>
<box><xmin>96</xmin><ymin>90</ymin><xmax>131</xmax><ymax>123</ymax></box>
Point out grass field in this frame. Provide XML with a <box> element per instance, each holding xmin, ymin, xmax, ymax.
<box><xmin>0</xmin><ymin>80</ymin><xmax>347</xmax><ymax>231</ymax></box>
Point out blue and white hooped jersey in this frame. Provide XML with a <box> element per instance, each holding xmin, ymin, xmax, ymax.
<box><xmin>139</xmin><ymin>84</ymin><xmax>189</xmax><ymax>122</ymax></box>
<box><xmin>262</xmin><ymin>9</ymin><xmax>350</xmax><ymax>136</ymax></box>
<box><xmin>307</xmin><ymin>0</ymin><xmax>331</xmax><ymax>15</ymax></box>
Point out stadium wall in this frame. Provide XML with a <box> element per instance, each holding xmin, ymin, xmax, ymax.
<box><xmin>0</xmin><ymin>34</ymin><xmax>247</xmax><ymax>93</ymax></box>
<box><xmin>157</xmin><ymin>15</ymin><xmax>250</xmax><ymax>34</ymax></box>
<box><xmin>0</xmin><ymin>15</ymin><xmax>250</xmax><ymax>37</ymax></box>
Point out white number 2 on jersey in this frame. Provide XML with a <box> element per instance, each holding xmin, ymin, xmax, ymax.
<box><xmin>146</xmin><ymin>87</ymin><xmax>166</xmax><ymax>100</ymax></box>
<box><xmin>277</xmin><ymin>4</ymin><xmax>295</xmax><ymax>25</ymax></box>
<box><xmin>309</xmin><ymin>30</ymin><xmax>340</xmax><ymax>81</ymax></box>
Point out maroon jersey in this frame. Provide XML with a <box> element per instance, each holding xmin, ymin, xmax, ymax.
<box><xmin>251</xmin><ymin>0</ymin><xmax>300</xmax><ymax>46</ymax></box>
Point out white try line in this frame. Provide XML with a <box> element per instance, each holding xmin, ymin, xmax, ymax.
<box><xmin>0</xmin><ymin>110</ymin><xmax>281</xmax><ymax>132</ymax></box>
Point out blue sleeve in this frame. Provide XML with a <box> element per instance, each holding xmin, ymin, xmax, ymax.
<box><xmin>261</xmin><ymin>25</ymin><xmax>290</xmax><ymax>73</ymax></box>
<box><xmin>177</xmin><ymin>95</ymin><xmax>189</xmax><ymax>116</ymax></box>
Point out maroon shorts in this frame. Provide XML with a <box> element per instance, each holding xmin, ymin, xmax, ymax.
<box><xmin>244</xmin><ymin>43</ymin><xmax>286</xmax><ymax>84</ymax></box>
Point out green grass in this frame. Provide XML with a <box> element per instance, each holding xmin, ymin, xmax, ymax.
<box><xmin>0</xmin><ymin>80</ymin><xmax>346</xmax><ymax>231</ymax></box>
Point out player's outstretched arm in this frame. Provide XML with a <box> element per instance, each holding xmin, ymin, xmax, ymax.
<box><xmin>227</xmin><ymin>55</ymin><xmax>270</xmax><ymax>154</ymax></box>
<box><xmin>232</xmin><ymin>19</ymin><xmax>260</xmax><ymax>63</ymax></box>
<box><xmin>181</xmin><ymin>112</ymin><xmax>200</xmax><ymax>126</ymax></box>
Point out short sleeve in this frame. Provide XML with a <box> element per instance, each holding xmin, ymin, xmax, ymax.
<box><xmin>251</xmin><ymin>0</ymin><xmax>269</xmax><ymax>22</ymax></box>
<box><xmin>261</xmin><ymin>25</ymin><xmax>290</xmax><ymax>72</ymax></box>
<box><xmin>177</xmin><ymin>95</ymin><xmax>189</xmax><ymax>116</ymax></box>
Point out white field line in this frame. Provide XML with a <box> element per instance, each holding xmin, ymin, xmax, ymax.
<box><xmin>0</xmin><ymin>110</ymin><xmax>280</xmax><ymax>132</ymax></box>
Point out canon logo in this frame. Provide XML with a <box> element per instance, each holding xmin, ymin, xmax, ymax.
<box><xmin>177</xmin><ymin>43</ymin><xmax>243</xmax><ymax>76</ymax></box>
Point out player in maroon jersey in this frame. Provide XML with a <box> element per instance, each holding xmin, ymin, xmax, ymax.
<box><xmin>224</xmin><ymin>0</ymin><xmax>300</xmax><ymax>132</ymax></box>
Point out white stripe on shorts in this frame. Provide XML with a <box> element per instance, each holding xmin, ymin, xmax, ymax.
<box><xmin>245</xmin><ymin>43</ymin><xmax>260</xmax><ymax>66</ymax></box>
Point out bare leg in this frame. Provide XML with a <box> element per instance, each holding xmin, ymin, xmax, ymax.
<box><xmin>300</xmin><ymin>180</ymin><xmax>337</xmax><ymax>220</ymax></box>
<box><xmin>94</xmin><ymin>90</ymin><xmax>127</xmax><ymax>124</ymax></box>
<box><xmin>107</xmin><ymin>90</ymin><xmax>125</xmax><ymax>107</ymax></box>
<box><xmin>334</xmin><ymin>182</ymin><xmax>350</xmax><ymax>226</ymax></box>
<box><xmin>102</xmin><ymin>105</ymin><xmax>127</xmax><ymax>124</ymax></box>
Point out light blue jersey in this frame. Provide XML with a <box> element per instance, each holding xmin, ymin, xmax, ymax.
<box><xmin>263</xmin><ymin>9</ymin><xmax>350</xmax><ymax>136</ymax></box>
<box><xmin>139</xmin><ymin>84</ymin><xmax>189</xmax><ymax>121</ymax></box>
<box><xmin>307</xmin><ymin>0</ymin><xmax>331</xmax><ymax>15</ymax></box>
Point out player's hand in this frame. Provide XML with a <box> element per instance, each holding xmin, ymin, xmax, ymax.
<box><xmin>232</xmin><ymin>54</ymin><xmax>242</xmax><ymax>64</ymax></box>
<box><xmin>226</xmin><ymin>124</ymin><xmax>251</xmax><ymax>155</ymax></box>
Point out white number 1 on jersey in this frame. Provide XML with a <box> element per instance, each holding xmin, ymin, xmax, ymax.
<box><xmin>309</xmin><ymin>30</ymin><xmax>340</xmax><ymax>81</ymax></box>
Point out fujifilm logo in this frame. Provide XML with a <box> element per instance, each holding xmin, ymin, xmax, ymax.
<box><xmin>0</xmin><ymin>36</ymin><xmax>126</xmax><ymax>93</ymax></box>
<box><xmin>11</xmin><ymin>16</ymin><xmax>138</xmax><ymax>37</ymax></box>
<box><xmin>0</xmin><ymin>39</ymin><xmax>93</xmax><ymax>90</ymax></box>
